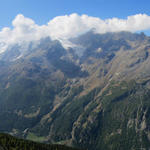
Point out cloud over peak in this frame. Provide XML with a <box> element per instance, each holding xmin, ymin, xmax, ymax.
<box><xmin>0</xmin><ymin>13</ymin><xmax>150</xmax><ymax>51</ymax></box>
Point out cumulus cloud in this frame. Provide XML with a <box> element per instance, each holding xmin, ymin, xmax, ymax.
<box><xmin>47</xmin><ymin>13</ymin><xmax>150</xmax><ymax>38</ymax></box>
<box><xmin>0</xmin><ymin>13</ymin><xmax>150</xmax><ymax>51</ymax></box>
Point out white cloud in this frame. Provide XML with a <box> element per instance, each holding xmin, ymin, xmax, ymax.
<box><xmin>0</xmin><ymin>13</ymin><xmax>150</xmax><ymax>52</ymax></box>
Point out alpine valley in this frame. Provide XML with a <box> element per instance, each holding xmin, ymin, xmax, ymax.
<box><xmin>1</xmin><ymin>31</ymin><xmax>150</xmax><ymax>150</ymax></box>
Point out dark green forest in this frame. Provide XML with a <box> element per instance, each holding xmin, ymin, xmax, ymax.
<box><xmin>0</xmin><ymin>133</ymin><xmax>82</xmax><ymax>150</ymax></box>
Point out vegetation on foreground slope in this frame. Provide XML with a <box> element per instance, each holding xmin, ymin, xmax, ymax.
<box><xmin>0</xmin><ymin>133</ymin><xmax>82</xmax><ymax>150</ymax></box>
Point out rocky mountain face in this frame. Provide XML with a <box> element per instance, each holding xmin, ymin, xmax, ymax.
<box><xmin>0</xmin><ymin>31</ymin><xmax>150</xmax><ymax>150</ymax></box>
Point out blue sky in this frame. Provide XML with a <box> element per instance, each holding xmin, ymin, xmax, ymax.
<box><xmin>0</xmin><ymin>0</ymin><xmax>150</xmax><ymax>47</ymax></box>
<box><xmin>0</xmin><ymin>0</ymin><xmax>150</xmax><ymax>29</ymax></box>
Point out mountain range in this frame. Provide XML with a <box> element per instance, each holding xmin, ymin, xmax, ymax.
<box><xmin>0</xmin><ymin>31</ymin><xmax>150</xmax><ymax>150</ymax></box>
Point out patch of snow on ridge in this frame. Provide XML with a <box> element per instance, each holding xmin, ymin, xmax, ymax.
<box><xmin>0</xmin><ymin>42</ymin><xmax>8</xmax><ymax>54</ymax></box>
<box><xmin>59</xmin><ymin>38</ymin><xmax>86</xmax><ymax>57</ymax></box>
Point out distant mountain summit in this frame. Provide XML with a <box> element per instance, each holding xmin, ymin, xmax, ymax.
<box><xmin>0</xmin><ymin>31</ymin><xmax>150</xmax><ymax>150</ymax></box>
